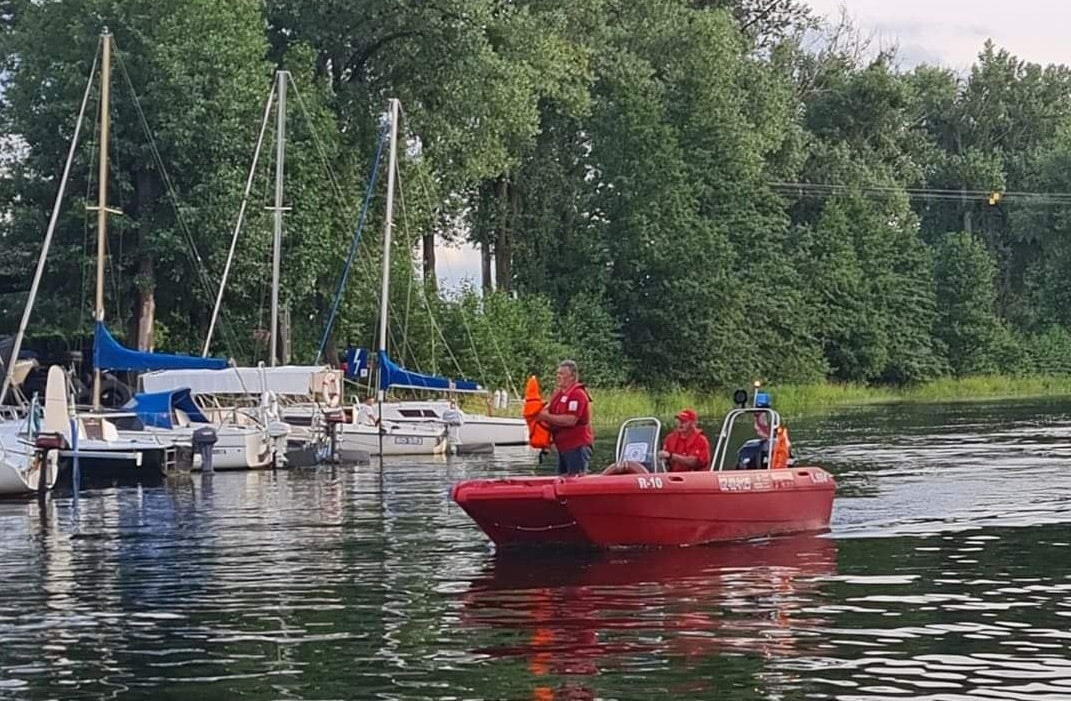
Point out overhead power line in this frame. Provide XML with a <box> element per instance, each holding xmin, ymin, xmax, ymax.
<box><xmin>768</xmin><ymin>182</ymin><xmax>1071</xmax><ymax>206</ymax></box>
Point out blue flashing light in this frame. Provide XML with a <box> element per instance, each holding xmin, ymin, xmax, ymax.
<box><xmin>754</xmin><ymin>392</ymin><xmax>771</xmax><ymax>408</ymax></box>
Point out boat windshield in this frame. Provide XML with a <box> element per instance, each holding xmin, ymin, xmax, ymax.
<box><xmin>615</xmin><ymin>417</ymin><xmax>662</xmax><ymax>472</ymax></box>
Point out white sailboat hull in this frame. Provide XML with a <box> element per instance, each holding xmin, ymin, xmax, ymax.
<box><xmin>377</xmin><ymin>401</ymin><xmax>528</xmax><ymax>446</ymax></box>
<box><xmin>118</xmin><ymin>425</ymin><xmax>273</xmax><ymax>470</ymax></box>
<box><xmin>455</xmin><ymin>417</ymin><xmax>528</xmax><ymax>446</ymax></box>
<box><xmin>0</xmin><ymin>455</ymin><xmax>56</xmax><ymax>496</ymax></box>
<box><xmin>337</xmin><ymin>424</ymin><xmax>447</xmax><ymax>456</ymax></box>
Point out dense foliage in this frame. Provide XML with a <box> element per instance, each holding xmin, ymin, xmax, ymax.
<box><xmin>2</xmin><ymin>0</ymin><xmax>1071</xmax><ymax>392</ymax></box>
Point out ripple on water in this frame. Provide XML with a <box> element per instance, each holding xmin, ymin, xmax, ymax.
<box><xmin>1</xmin><ymin>400</ymin><xmax>1071</xmax><ymax>699</ymax></box>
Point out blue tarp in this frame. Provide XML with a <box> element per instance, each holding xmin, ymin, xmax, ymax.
<box><xmin>124</xmin><ymin>388</ymin><xmax>210</xmax><ymax>429</ymax></box>
<box><xmin>376</xmin><ymin>350</ymin><xmax>482</xmax><ymax>393</ymax></box>
<box><xmin>94</xmin><ymin>321</ymin><xmax>227</xmax><ymax>373</ymax></box>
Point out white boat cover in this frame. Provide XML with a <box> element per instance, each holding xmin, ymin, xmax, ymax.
<box><xmin>140</xmin><ymin>365</ymin><xmax>329</xmax><ymax>397</ymax></box>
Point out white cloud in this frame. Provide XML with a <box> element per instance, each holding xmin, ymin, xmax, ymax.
<box><xmin>806</xmin><ymin>0</ymin><xmax>1071</xmax><ymax>69</ymax></box>
<box><xmin>435</xmin><ymin>242</ymin><xmax>484</xmax><ymax>293</ymax></box>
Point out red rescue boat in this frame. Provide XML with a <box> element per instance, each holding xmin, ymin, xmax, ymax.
<box><xmin>451</xmin><ymin>401</ymin><xmax>836</xmax><ymax>549</ymax></box>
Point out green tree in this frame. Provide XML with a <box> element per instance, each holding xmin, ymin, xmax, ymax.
<box><xmin>0</xmin><ymin>0</ymin><xmax>273</xmax><ymax>357</ymax></box>
<box><xmin>933</xmin><ymin>231</ymin><xmax>1007</xmax><ymax>376</ymax></box>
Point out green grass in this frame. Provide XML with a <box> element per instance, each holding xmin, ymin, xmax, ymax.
<box><xmin>581</xmin><ymin>375</ymin><xmax>1071</xmax><ymax>428</ymax></box>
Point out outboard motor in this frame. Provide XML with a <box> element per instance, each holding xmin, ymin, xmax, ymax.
<box><xmin>33</xmin><ymin>432</ymin><xmax>67</xmax><ymax>494</ymax></box>
<box><xmin>192</xmin><ymin>427</ymin><xmax>218</xmax><ymax>474</ymax></box>
<box><xmin>267</xmin><ymin>421</ymin><xmax>291</xmax><ymax>468</ymax></box>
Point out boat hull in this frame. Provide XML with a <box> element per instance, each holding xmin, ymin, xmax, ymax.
<box><xmin>457</xmin><ymin>418</ymin><xmax>528</xmax><ymax>447</ymax></box>
<box><xmin>0</xmin><ymin>423</ymin><xmax>57</xmax><ymax>497</ymax></box>
<box><xmin>337</xmin><ymin>425</ymin><xmax>448</xmax><ymax>456</ymax></box>
<box><xmin>121</xmin><ymin>426</ymin><xmax>274</xmax><ymax>470</ymax></box>
<box><xmin>451</xmin><ymin>477</ymin><xmax>587</xmax><ymax>547</ymax></box>
<box><xmin>378</xmin><ymin>401</ymin><xmax>529</xmax><ymax>446</ymax></box>
<box><xmin>0</xmin><ymin>457</ymin><xmax>56</xmax><ymax>497</ymax></box>
<box><xmin>452</xmin><ymin>468</ymin><xmax>835</xmax><ymax>549</ymax></box>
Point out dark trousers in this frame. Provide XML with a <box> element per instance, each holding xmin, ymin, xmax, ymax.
<box><xmin>557</xmin><ymin>445</ymin><xmax>593</xmax><ymax>475</ymax></box>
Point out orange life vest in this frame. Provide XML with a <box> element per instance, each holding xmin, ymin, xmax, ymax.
<box><xmin>770</xmin><ymin>426</ymin><xmax>790</xmax><ymax>469</ymax></box>
<box><xmin>522</xmin><ymin>375</ymin><xmax>553</xmax><ymax>450</ymax></box>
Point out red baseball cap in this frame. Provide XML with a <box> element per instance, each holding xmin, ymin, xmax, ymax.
<box><xmin>675</xmin><ymin>408</ymin><xmax>697</xmax><ymax>422</ymax></box>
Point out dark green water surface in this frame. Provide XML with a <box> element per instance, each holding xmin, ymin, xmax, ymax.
<box><xmin>4</xmin><ymin>397</ymin><xmax>1071</xmax><ymax>700</ymax></box>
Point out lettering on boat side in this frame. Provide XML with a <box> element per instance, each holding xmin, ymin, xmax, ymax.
<box><xmin>810</xmin><ymin>471</ymin><xmax>829</xmax><ymax>484</ymax></box>
<box><xmin>636</xmin><ymin>476</ymin><xmax>664</xmax><ymax>489</ymax></box>
<box><xmin>393</xmin><ymin>436</ymin><xmax>424</xmax><ymax>445</ymax></box>
<box><xmin>718</xmin><ymin>475</ymin><xmax>753</xmax><ymax>491</ymax></box>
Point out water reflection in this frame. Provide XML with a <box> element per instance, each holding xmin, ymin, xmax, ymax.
<box><xmin>462</xmin><ymin>536</ymin><xmax>838</xmax><ymax>699</ymax></box>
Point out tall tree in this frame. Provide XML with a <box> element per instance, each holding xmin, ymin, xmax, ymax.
<box><xmin>0</xmin><ymin>0</ymin><xmax>273</xmax><ymax>356</ymax></box>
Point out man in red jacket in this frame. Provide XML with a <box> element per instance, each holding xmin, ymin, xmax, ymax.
<box><xmin>658</xmin><ymin>408</ymin><xmax>710</xmax><ymax>472</ymax></box>
<box><xmin>536</xmin><ymin>360</ymin><xmax>593</xmax><ymax>475</ymax></box>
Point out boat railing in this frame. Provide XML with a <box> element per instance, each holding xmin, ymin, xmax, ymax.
<box><xmin>710</xmin><ymin>407</ymin><xmax>781</xmax><ymax>471</ymax></box>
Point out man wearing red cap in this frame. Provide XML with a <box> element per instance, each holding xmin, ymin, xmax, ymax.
<box><xmin>658</xmin><ymin>408</ymin><xmax>710</xmax><ymax>472</ymax></box>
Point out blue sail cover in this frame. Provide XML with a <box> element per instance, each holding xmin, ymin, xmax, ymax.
<box><xmin>94</xmin><ymin>321</ymin><xmax>227</xmax><ymax>372</ymax></box>
<box><xmin>376</xmin><ymin>350</ymin><xmax>482</xmax><ymax>393</ymax></box>
<box><xmin>124</xmin><ymin>388</ymin><xmax>210</xmax><ymax>429</ymax></box>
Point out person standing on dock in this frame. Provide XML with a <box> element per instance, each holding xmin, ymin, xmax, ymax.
<box><xmin>537</xmin><ymin>360</ymin><xmax>593</xmax><ymax>475</ymax></box>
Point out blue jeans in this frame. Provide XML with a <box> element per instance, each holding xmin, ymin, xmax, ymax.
<box><xmin>557</xmin><ymin>445</ymin><xmax>593</xmax><ymax>475</ymax></box>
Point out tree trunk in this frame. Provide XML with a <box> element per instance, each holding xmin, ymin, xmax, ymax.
<box><xmin>135</xmin><ymin>256</ymin><xmax>155</xmax><ymax>350</ymax></box>
<box><xmin>494</xmin><ymin>176</ymin><xmax>512</xmax><ymax>293</ymax></box>
<box><xmin>954</xmin><ymin>130</ymin><xmax>972</xmax><ymax>235</ymax></box>
<box><xmin>131</xmin><ymin>167</ymin><xmax>157</xmax><ymax>351</ymax></box>
<box><xmin>422</xmin><ymin>231</ymin><xmax>438</xmax><ymax>293</ymax></box>
<box><xmin>481</xmin><ymin>240</ymin><xmax>493</xmax><ymax>292</ymax></box>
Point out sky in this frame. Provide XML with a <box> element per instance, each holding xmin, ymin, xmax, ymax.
<box><xmin>436</xmin><ymin>0</ymin><xmax>1070</xmax><ymax>291</ymax></box>
<box><xmin>804</xmin><ymin>0</ymin><xmax>1071</xmax><ymax>71</ymax></box>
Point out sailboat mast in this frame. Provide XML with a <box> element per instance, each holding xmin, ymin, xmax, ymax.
<box><xmin>92</xmin><ymin>29</ymin><xmax>113</xmax><ymax>411</ymax></box>
<box><xmin>0</xmin><ymin>41</ymin><xmax>98</xmax><ymax>406</ymax></box>
<box><xmin>376</xmin><ymin>98</ymin><xmax>400</xmax><ymax>400</ymax></box>
<box><xmin>270</xmin><ymin>70</ymin><xmax>287</xmax><ymax>368</ymax></box>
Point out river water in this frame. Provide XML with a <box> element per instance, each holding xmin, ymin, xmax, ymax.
<box><xmin>3</xmin><ymin>397</ymin><xmax>1071</xmax><ymax>700</ymax></box>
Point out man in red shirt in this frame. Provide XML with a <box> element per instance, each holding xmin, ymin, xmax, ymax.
<box><xmin>658</xmin><ymin>408</ymin><xmax>710</xmax><ymax>472</ymax></box>
<box><xmin>536</xmin><ymin>360</ymin><xmax>593</xmax><ymax>475</ymax></box>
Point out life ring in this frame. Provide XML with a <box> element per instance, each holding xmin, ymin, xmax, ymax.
<box><xmin>321</xmin><ymin>372</ymin><xmax>341</xmax><ymax>408</ymax></box>
<box><xmin>601</xmin><ymin>460</ymin><xmax>650</xmax><ymax>476</ymax></box>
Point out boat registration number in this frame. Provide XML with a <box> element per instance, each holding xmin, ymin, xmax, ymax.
<box><xmin>393</xmin><ymin>436</ymin><xmax>425</xmax><ymax>446</ymax></box>
<box><xmin>636</xmin><ymin>476</ymin><xmax>664</xmax><ymax>490</ymax></box>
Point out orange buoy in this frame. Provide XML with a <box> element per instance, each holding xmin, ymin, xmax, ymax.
<box><xmin>522</xmin><ymin>375</ymin><xmax>553</xmax><ymax>450</ymax></box>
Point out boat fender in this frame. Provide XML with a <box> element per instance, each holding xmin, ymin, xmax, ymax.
<box><xmin>321</xmin><ymin>372</ymin><xmax>342</xmax><ymax>408</ymax></box>
<box><xmin>541</xmin><ymin>484</ymin><xmax>557</xmax><ymax>502</ymax></box>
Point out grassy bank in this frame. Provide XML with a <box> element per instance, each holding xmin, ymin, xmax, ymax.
<box><xmin>580</xmin><ymin>375</ymin><xmax>1071</xmax><ymax>429</ymax></box>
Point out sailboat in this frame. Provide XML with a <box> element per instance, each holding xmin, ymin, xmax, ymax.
<box><xmin>0</xmin><ymin>30</ymin><xmax>188</xmax><ymax>491</ymax></box>
<box><xmin>352</xmin><ymin>99</ymin><xmax>527</xmax><ymax>450</ymax></box>
<box><xmin>137</xmin><ymin>82</ymin><xmax>446</xmax><ymax>458</ymax></box>
<box><xmin>332</xmin><ymin>98</ymin><xmax>448</xmax><ymax>457</ymax></box>
<box><xmin>1</xmin><ymin>30</ymin><xmax>290</xmax><ymax>488</ymax></box>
